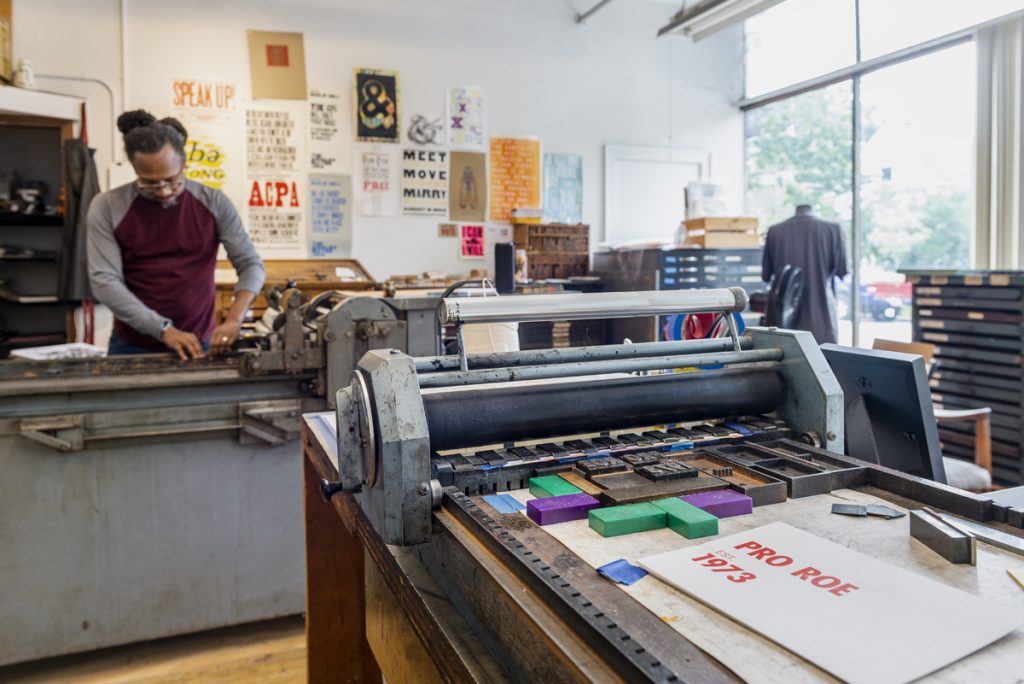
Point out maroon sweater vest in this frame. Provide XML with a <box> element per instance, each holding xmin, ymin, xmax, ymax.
<box><xmin>113</xmin><ymin>193</ymin><xmax>219</xmax><ymax>350</ymax></box>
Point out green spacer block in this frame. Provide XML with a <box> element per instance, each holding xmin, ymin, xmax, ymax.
<box><xmin>652</xmin><ymin>497</ymin><xmax>719</xmax><ymax>539</ymax></box>
<box><xmin>529</xmin><ymin>475</ymin><xmax>581</xmax><ymax>499</ymax></box>
<box><xmin>588</xmin><ymin>503</ymin><xmax>667</xmax><ymax>537</ymax></box>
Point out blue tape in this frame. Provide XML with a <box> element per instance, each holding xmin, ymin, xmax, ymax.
<box><xmin>483</xmin><ymin>494</ymin><xmax>526</xmax><ymax>514</ymax></box>
<box><xmin>723</xmin><ymin>422</ymin><xmax>752</xmax><ymax>436</ymax></box>
<box><xmin>668</xmin><ymin>441</ymin><xmax>694</xmax><ymax>451</ymax></box>
<box><xmin>597</xmin><ymin>559</ymin><xmax>648</xmax><ymax>586</ymax></box>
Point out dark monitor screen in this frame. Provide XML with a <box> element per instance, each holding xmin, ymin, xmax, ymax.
<box><xmin>820</xmin><ymin>344</ymin><xmax>946</xmax><ymax>484</ymax></box>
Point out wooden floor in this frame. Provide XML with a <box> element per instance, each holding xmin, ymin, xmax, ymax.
<box><xmin>0</xmin><ymin>616</ymin><xmax>306</xmax><ymax>683</ymax></box>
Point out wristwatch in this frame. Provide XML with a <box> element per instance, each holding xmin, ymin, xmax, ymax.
<box><xmin>160</xmin><ymin>319</ymin><xmax>172</xmax><ymax>338</ymax></box>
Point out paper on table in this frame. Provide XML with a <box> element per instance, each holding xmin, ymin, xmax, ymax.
<box><xmin>638</xmin><ymin>522</ymin><xmax>1022</xmax><ymax>684</ymax></box>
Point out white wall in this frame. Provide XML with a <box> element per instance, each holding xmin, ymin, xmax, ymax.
<box><xmin>13</xmin><ymin>0</ymin><xmax>743</xmax><ymax>279</ymax></box>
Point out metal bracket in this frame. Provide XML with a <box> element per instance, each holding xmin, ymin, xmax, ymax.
<box><xmin>239</xmin><ymin>400</ymin><xmax>303</xmax><ymax>445</ymax></box>
<box><xmin>19</xmin><ymin>415</ymin><xmax>85</xmax><ymax>452</ymax></box>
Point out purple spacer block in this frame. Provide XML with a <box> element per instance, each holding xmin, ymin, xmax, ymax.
<box><xmin>527</xmin><ymin>493</ymin><xmax>602</xmax><ymax>525</ymax></box>
<box><xmin>680</xmin><ymin>490</ymin><xmax>753</xmax><ymax>518</ymax></box>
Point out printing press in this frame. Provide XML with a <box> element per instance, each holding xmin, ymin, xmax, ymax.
<box><xmin>0</xmin><ymin>289</ymin><xmax>438</xmax><ymax>665</ymax></box>
<box><xmin>308</xmin><ymin>287</ymin><xmax>1024</xmax><ymax>683</ymax></box>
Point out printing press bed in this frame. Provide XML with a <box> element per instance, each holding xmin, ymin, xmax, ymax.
<box><xmin>302</xmin><ymin>289</ymin><xmax>1024</xmax><ymax>683</ymax></box>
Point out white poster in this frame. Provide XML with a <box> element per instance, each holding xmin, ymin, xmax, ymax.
<box><xmin>171</xmin><ymin>78</ymin><xmax>237</xmax><ymax>124</ymax></box>
<box><xmin>308</xmin><ymin>174</ymin><xmax>352</xmax><ymax>258</ymax></box>
<box><xmin>401</xmin><ymin>149</ymin><xmax>448</xmax><ymax>216</ymax></box>
<box><xmin>245</xmin><ymin>103</ymin><xmax>307</xmax><ymax>256</ymax></box>
<box><xmin>354</xmin><ymin>144</ymin><xmax>399</xmax><ymax>217</ymax></box>
<box><xmin>246</xmin><ymin>104</ymin><xmax>305</xmax><ymax>173</ymax></box>
<box><xmin>309</xmin><ymin>88</ymin><xmax>345</xmax><ymax>173</ymax></box>
<box><xmin>639</xmin><ymin>522</ymin><xmax>1022</xmax><ymax>684</ymax></box>
<box><xmin>246</xmin><ymin>175</ymin><xmax>305</xmax><ymax>255</ymax></box>
<box><xmin>447</xmin><ymin>86</ymin><xmax>485</xmax><ymax>149</ymax></box>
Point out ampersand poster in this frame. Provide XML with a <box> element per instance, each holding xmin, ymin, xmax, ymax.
<box><xmin>355</xmin><ymin>68</ymin><xmax>399</xmax><ymax>143</ymax></box>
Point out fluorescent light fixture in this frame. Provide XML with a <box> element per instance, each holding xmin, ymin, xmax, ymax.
<box><xmin>658</xmin><ymin>0</ymin><xmax>785</xmax><ymax>40</ymax></box>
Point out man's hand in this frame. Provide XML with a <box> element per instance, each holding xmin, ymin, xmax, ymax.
<box><xmin>209</xmin><ymin>318</ymin><xmax>242</xmax><ymax>357</ymax></box>
<box><xmin>162</xmin><ymin>326</ymin><xmax>205</xmax><ymax>360</ymax></box>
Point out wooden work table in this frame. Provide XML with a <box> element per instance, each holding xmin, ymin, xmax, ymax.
<box><xmin>302</xmin><ymin>415</ymin><xmax>1024</xmax><ymax>683</ymax></box>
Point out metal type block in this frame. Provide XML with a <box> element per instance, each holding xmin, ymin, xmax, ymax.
<box><xmin>910</xmin><ymin>509</ymin><xmax>976</xmax><ymax>565</ymax></box>
<box><xmin>591</xmin><ymin>436</ymin><xmax>624</xmax><ymax>450</ymax></box>
<box><xmin>637</xmin><ymin>461</ymin><xmax>698</xmax><ymax>482</ymax></box>
<box><xmin>936</xmin><ymin>513</ymin><xmax>1024</xmax><ymax>558</ymax></box>
<box><xmin>1008</xmin><ymin>507</ymin><xmax>1024</xmax><ymax>528</ymax></box>
<box><xmin>506</xmin><ymin>446</ymin><xmax>543</xmax><ymax>462</ymax></box>
<box><xmin>476</xmin><ymin>450</ymin><xmax>507</xmax><ymax>466</ymax></box>
<box><xmin>620</xmin><ymin>452</ymin><xmax>662</xmax><ymax>467</ymax></box>
<box><xmin>576</xmin><ymin>457</ymin><xmax>630</xmax><ymax>476</ymax></box>
<box><xmin>536</xmin><ymin>442</ymin><xmax>569</xmax><ymax>457</ymax></box>
<box><xmin>564</xmin><ymin>439</ymin><xmax>603</xmax><ymax>456</ymax></box>
<box><xmin>866</xmin><ymin>504</ymin><xmax>905</xmax><ymax>519</ymax></box>
<box><xmin>641</xmin><ymin>430</ymin><xmax>675</xmax><ymax>442</ymax></box>
<box><xmin>527</xmin><ymin>493</ymin><xmax>601</xmax><ymax>525</ymax></box>
<box><xmin>831</xmin><ymin>503</ymin><xmax>867</xmax><ymax>517</ymax></box>
<box><xmin>589</xmin><ymin>471</ymin><xmax>651</xmax><ymax>490</ymax></box>
<box><xmin>598</xmin><ymin>475</ymin><xmax>729</xmax><ymax>507</ymax></box>
<box><xmin>676</xmin><ymin>451</ymin><xmax>787</xmax><ymax>507</ymax></box>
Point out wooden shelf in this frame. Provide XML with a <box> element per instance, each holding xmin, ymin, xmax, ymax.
<box><xmin>0</xmin><ymin>85</ymin><xmax>82</xmax><ymax>121</ymax></box>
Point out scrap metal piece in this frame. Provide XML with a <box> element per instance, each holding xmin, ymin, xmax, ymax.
<box><xmin>935</xmin><ymin>512</ymin><xmax>1024</xmax><ymax>560</ymax></box>
<box><xmin>866</xmin><ymin>504</ymin><xmax>906</xmax><ymax>520</ymax></box>
<box><xmin>910</xmin><ymin>509</ymin><xmax>976</xmax><ymax>565</ymax></box>
<box><xmin>831</xmin><ymin>503</ymin><xmax>867</xmax><ymax>517</ymax></box>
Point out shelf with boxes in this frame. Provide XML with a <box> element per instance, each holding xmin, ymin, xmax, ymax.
<box><xmin>512</xmin><ymin>222</ymin><xmax>589</xmax><ymax>280</ymax></box>
<box><xmin>905</xmin><ymin>270</ymin><xmax>1024</xmax><ymax>485</ymax></box>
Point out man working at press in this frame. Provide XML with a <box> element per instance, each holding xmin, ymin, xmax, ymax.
<box><xmin>87</xmin><ymin>110</ymin><xmax>264</xmax><ymax>360</ymax></box>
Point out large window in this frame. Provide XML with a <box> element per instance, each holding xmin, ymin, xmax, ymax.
<box><xmin>745</xmin><ymin>0</ymin><xmax>856</xmax><ymax>97</ymax></box>
<box><xmin>743</xmin><ymin>3</ymin><xmax>997</xmax><ymax>346</ymax></box>
<box><xmin>857</xmin><ymin>43</ymin><xmax>975</xmax><ymax>347</ymax></box>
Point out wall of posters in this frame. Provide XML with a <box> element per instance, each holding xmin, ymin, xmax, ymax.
<box><xmin>308</xmin><ymin>174</ymin><xmax>352</xmax><ymax>258</ymax></box>
<box><xmin>448</xmin><ymin>151</ymin><xmax>486</xmax><ymax>222</ymax></box>
<box><xmin>543</xmin><ymin>153</ymin><xmax>583</xmax><ymax>224</ymax></box>
<box><xmin>246</xmin><ymin>30</ymin><xmax>308</xmax><ymax>100</ymax></box>
<box><xmin>309</xmin><ymin>88</ymin><xmax>344</xmax><ymax>173</ymax></box>
<box><xmin>354</xmin><ymin>145</ymin><xmax>400</xmax><ymax>216</ymax></box>
<box><xmin>447</xmin><ymin>86</ymin><xmax>485</xmax><ymax>149</ymax></box>
<box><xmin>355</xmin><ymin>68</ymin><xmax>399</xmax><ymax>143</ymax></box>
<box><xmin>459</xmin><ymin>224</ymin><xmax>486</xmax><ymax>259</ymax></box>
<box><xmin>170</xmin><ymin>78</ymin><xmax>237</xmax><ymax>123</ymax></box>
<box><xmin>401</xmin><ymin>149</ymin><xmax>448</xmax><ymax>216</ymax></box>
<box><xmin>489</xmin><ymin>137</ymin><xmax>541</xmax><ymax>222</ymax></box>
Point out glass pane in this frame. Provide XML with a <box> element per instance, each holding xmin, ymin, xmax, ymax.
<box><xmin>745</xmin><ymin>0</ymin><xmax>856</xmax><ymax>98</ymax></box>
<box><xmin>857</xmin><ymin>43</ymin><xmax>976</xmax><ymax>347</ymax></box>
<box><xmin>860</xmin><ymin>0</ymin><xmax>1022</xmax><ymax>60</ymax></box>
<box><xmin>745</xmin><ymin>81</ymin><xmax>854</xmax><ymax>344</ymax></box>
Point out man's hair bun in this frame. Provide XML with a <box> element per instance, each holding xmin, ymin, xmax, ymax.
<box><xmin>117</xmin><ymin>109</ymin><xmax>157</xmax><ymax>135</ymax></box>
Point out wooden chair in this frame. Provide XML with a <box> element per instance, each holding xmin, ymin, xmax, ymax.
<box><xmin>872</xmin><ymin>339</ymin><xmax>992</xmax><ymax>491</ymax></box>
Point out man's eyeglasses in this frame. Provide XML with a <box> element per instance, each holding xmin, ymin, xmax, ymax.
<box><xmin>137</xmin><ymin>172</ymin><xmax>185</xmax><ymax>196</ymax></box>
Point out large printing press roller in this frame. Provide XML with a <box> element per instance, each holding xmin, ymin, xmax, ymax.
<box><xmin>331</xmin><ymin>288</ymin><xmax>844</xmax><ymax>546</ymax></box>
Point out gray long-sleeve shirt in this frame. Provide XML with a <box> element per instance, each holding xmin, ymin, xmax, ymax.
<box><xmin>87</xmin><ymin>180</ymin><xmax>264</xmax><ymax>345</ymax></box>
